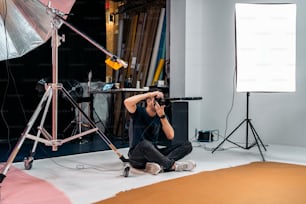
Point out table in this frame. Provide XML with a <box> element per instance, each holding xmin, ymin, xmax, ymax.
<box><xmin>91</xmin><ymin>87</ymin><xmax>149</xmax><ymax>138</ymax></box>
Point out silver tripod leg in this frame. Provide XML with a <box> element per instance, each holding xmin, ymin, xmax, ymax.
<box><xmin>0</xmin><ymin>86</ymin><xmax>53</xmax><ymax>180</ymax></box>
<box><xmin>30</xmin><ymin>86</ymin><xmax>54</xmax><ymax>156</ymax></box>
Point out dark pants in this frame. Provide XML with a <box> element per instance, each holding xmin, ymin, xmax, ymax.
<box><xmin>128</xmin><ymin>139</ymin><xmax>193</xmax><ymax>171</ymax></box>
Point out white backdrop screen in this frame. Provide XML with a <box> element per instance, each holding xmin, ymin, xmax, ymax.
<box><xmin>235</xmin><ymin>3</ymin><xmax>296</xmax><ymax>92</ymax></box>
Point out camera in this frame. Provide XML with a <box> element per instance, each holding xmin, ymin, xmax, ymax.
<box><xmin>155</xmin><ymin>97</ymin><xmax>166</xmax><ymax>106</ymax></box>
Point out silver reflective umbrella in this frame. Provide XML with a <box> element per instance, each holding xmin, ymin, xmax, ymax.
<box><xmin>0</xmin><ymin>0</ymin><xmax>75</xmax><ymax>61</ymax></box>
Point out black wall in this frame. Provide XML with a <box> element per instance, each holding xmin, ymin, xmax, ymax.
<box><xmin>0</xmin><ymin>0</ymin><xmax>106</xmax><ymax>142</ymax></box>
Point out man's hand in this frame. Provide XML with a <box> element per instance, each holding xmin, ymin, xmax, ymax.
<box><xmin>148</xmin><ymin>91</ymin><xmax>163</xmax><ymax>99</ymax></box>
<box><xmin>154</xmin><ymin>101</ymin><xmax>165</xmax><ymax>117</ymax></box>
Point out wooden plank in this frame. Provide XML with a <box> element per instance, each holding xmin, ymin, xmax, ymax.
<box><xmin>131</xmin><ymin>12</ymin><xmax>147</xmax><ymax>87</ymax></box>
<box><xmin>152</xmin><ymin>10</ymin><xmax>167</xmax><ymax>85</ymax></box>
<box><xmin>146</xmin><ymin>8</ymin><xmax>165</xmax><ymax>87</ymax></box>
<box><xmin>113</xmin><ymin>17</ymin><xmax>124</xmax><ymax>82</ymax></box>
<box><xmin>136</xmin><ymin>7</ymin><xmax>161</xmax><ymax>87</ymax></box>
<box><xmin>126</xmin><ymin>15</ymin><xmax>139</xmax><ymax>78</ymax></box>
<box><xmin>152</xmin><ymin>59</ymin><xmax>165</xmax><ymax>85</ymax></box>
<box><xmin>113</xmin><ymin>14</ymin><xmax>139</xmax><ymax>137</ymax></box>
<box><xmin>164</xmin><ymin>1</ymin><xmax>171</xmax><ymax>86</ymax></box>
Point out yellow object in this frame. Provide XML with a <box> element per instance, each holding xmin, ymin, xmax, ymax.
<box><xmin>105</xmin><ymin>58</ymin><xmax>123</xmax><ymax>70</ymax></box>
<box><xmin>152</xmin><ymin>59</ymin><xmax>165</xmax><ymax>85</ymax></box>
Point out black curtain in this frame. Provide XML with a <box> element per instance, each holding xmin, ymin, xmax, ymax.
<box><xmin>0</xmin><ymin>0</ymin><xmax>106</xmax><ymax>142</ymax></box>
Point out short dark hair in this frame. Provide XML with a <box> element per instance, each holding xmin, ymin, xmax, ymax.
<box><xmin>148</xmin><ymin>87</ymin><xmax>162</xmax><ymax>92</ymax></box>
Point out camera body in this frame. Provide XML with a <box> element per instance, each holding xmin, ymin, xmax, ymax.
<box><xmin>155</xmin><ymin>97</ymin><xmax>166</xmax><ymax>106</ymax></box>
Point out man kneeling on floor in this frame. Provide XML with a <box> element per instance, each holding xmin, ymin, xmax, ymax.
<box><xmin>124</xmin><ymin>89</ymin><xmax>196</xmax><ymax>175</ymax></box>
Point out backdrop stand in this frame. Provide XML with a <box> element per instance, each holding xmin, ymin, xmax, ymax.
<box><xmin>212</xmin><ymin>92</ymin><xmax>267</xmax><ymax>161</ymax></box>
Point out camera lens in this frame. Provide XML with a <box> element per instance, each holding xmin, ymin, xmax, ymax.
<box><xmin>155</xmin><ymin>97</ymin><xmax>165</xmax><ymax>105</ymax></box>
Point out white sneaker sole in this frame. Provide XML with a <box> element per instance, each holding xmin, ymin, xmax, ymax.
<box><xmin>144</xmin><ymin>162</ymin><xmax>161</xmax><ymax>175</ymax></box>
<box><xmin>175</xmin><ymin>160</ymin><xmax>196</xmax><ymax>171</ymax></box>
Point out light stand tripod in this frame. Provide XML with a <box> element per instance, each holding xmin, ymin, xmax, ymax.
<box><xmin>212</xmin><ymin>92</ymin><xmax>267</xmax><ymax>161</ymax></box>
<box><xmin>63</xmin><ymin>96</ymin><xmax>92</xmax><ymax>141</ymax></box>
<box><xmin>0</xmin><ymin>5</ymin><xmax>129</xmax><ymax>183</ymax></box>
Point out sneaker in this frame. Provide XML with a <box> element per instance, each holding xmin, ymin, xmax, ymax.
<box><xmin>144</xmin><ymin>162</ymin><xmax>161</xmax><ymax>175</ymax></box>
<box><xmin>174</xmin><ymin>160</ymin><xmax>196</xmax><ymax>172</ymax></box>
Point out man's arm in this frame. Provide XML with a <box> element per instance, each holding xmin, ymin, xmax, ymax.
<box><xmin>124</xmin><ymin>91</ymin><xmax>162</xmax><ymax>113</ymax></box>
<box><xmin>161</xmin><ymin>117</ymin><xmax>174</xmax><ymax>140</ymax></box>
<box><xmin>124</xmin><ymin>91</ymin><xmax>174</xmax><ymax>139</ymax></box>
<box><xmin>154</xmin><ymin>102</ymin><xmax>175</xmax><ymax>140</ymax></box>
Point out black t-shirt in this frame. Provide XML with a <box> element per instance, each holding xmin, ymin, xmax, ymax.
<box><xmin>129</xmin><ymin>105</ymin><xmax>161</xmax><ymax>150</ymax></box>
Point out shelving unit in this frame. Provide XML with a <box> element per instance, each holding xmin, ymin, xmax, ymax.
<box><xmin>106</xmin><ymin>0</ymin><xmax>168</xmax><ymax>88</ymax></box>
<box><xmin>105</xmin><ymin>0</ymin><xmax>169</xmax><ymax>137</ymax></box>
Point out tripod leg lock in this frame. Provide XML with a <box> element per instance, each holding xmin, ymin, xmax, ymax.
<box><xmin>119</xmin><ymin>155</ymin><xmax>129</xmax><ymax>163</ymax></box>
<box><xmin>0</xmin><ymin>174</ymin><xmax>6</xmax><ymax>183</ymax></box>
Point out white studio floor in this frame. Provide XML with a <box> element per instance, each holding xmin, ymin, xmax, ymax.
<box><xmin>3</xmin><ymin>141</ymin><xmax>306</xmax><ymax>204</ymax></box>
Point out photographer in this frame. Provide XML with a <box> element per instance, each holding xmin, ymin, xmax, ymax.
<box><xmin>124</xmin><ymin>90</ymin><xmax>195</xmax><ymax>175</ymax></box>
